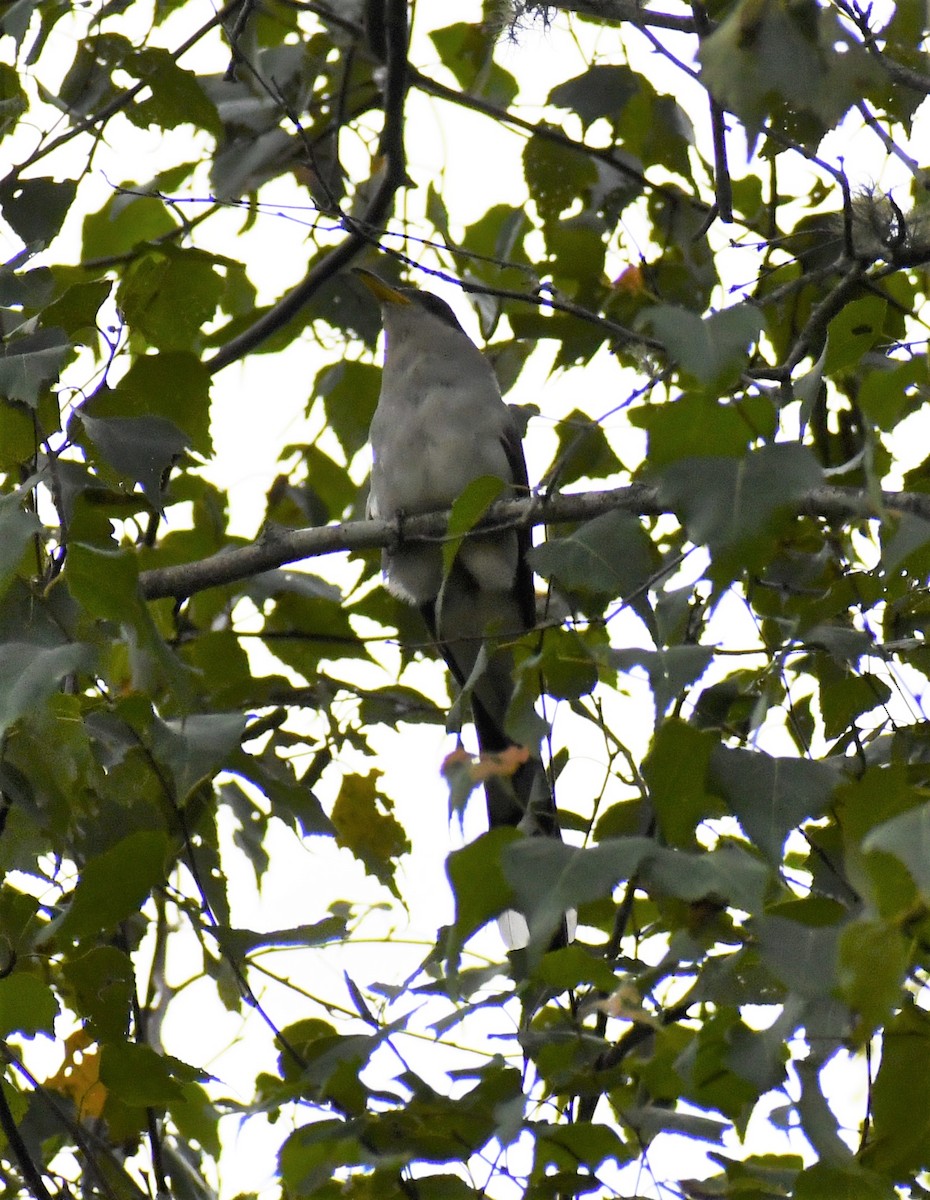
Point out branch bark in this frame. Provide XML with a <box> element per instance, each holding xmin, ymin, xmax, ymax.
<box><xmin>520</xmin><ymin>1</ymin><xmax>695</xmax><ymax>33</ymax></box>
<box><xmin>0</xmin><ymin>1079</ymin><xmax>54</xmax><ymax>1200</ymax></box>
<box><xmin>139</xmin><ymin>481</ymin><xmax>929</xmax><ymax>601</ymax></box>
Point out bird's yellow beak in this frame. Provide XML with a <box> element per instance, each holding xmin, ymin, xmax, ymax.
<box><xmin>353</xmin><ymin>268</ymin><xmax>413</xmax><ymax>305</ymax></box>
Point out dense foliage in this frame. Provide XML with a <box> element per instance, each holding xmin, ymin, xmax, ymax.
<box><xmin>3</xmin><ymin>0</ymin><xmax>930</xmax><ymax>1197</ymax></box>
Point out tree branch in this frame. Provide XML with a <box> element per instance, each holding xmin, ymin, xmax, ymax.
<box><xmin>520</xmin><ymin>0</ymin><xmax>695</xmax><ymax>33</ymax></box>
<box><xmin>12</xmin><ymin>0</ymin><xmax>245</xmax><ymax>179</ymax></box>
<box><xmin>408</xmin><ymin>67</ymin><xmax>711</xmax><ymax>217</ymax></box>
<box><xmin>691</xmin><ymin>1</ymin><xmax>731</xmax><ymax>224</ymax></box>
<box><xmin>207</xmin><ymin>0</ymin><xmax>410</xmax><ymax>372</ymax></box>
<box><xmin>0</xmin><ymin>1075</ymin><xmax>54</xmax><ymax>1200</ymax></box>
<box><xmin>139</xmin><ymin>481</ymin><xmax>928</xmax><ymax>602</ymax></box>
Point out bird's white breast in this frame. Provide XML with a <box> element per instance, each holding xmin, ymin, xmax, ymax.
<box><xmin>368</xmin><ymin>308</ymin><xmax>515</xmax><ymax>517</ymax></box>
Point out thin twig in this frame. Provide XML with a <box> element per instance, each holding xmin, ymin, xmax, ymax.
<box><xmin>12</xmin><ymin>0</ymin><xmax>244</xmax><ymax>179</ymax></box>
<box><xmin>207</xmin><ymin>0</ymin><xmax>410</xmax><ymax>371</ymax></box>
<box><xmin>408</xmin><ymin>67</ymin><xmax>710</xmax><ymax>217</ymax></box>
<box><xmin>521</xmin><ymin>0</ymin><xmax>695</xmax><ymax>33</ymax></box>
<box><xmin>691</xmin><ymin>2</ymin><xmax>732</xmax><ymax>223</ymax></box>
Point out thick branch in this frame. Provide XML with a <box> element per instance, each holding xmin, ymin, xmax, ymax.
<box><xmin>139</xmin><ymin>482</ymin><xmax>929</xmax><ymax>602</ymax></box>
<box><xmin>521</xmin><ymin>0</ymin><xmax>695</xmax><ymax>32</ymax></box>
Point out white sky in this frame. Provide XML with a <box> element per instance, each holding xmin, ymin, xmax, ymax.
<box><xmin>4</xmin><ymin>0</ymin><xmax>928</xmax><ymax>1196</ymax></box>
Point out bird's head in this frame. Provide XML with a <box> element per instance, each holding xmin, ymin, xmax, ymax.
<box><xmin>353</xmin><ymin>268</ymin><xmax>466</xmax><ymax>335</ymax></box>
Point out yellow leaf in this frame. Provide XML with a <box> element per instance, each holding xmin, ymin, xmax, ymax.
<box><xmin>45</xmin><ymin>1029</ymin><xmax>107</xmax><ymax>1119</ymax></box>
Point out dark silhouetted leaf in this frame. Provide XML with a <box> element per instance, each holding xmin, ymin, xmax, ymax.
<box><xmin>0</xmin><ymin>326</ymin><xmax>71</xmax><ymax>406</ymax></box>
<box><xmin>548</xmin><ymin>65</ymin><xmax>640</xmax><ymax>130</ymax></box>
<box><xmin>0</xmin><ymin>175</ymin><xmax>77</xmax><ymax>246</ymax></box>
<box><xmin>0</xmin><ymin>640</ymin><xmax>93</xmax><ymax>737</ymax></box>
<box><xmin>80</xmin><ymin>413</ymin><xmax>190</xmax><ymax>503</ymax></box>
<box><xmin>710</xmin><ymin>747</ymin><xmax>838</xmax><ymax>862</ymax></box>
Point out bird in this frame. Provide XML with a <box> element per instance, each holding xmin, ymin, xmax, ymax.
<box><xmin>356</xmin><ymin>267</ymin><xmax>562</xmax><ymax>848</ymax></box>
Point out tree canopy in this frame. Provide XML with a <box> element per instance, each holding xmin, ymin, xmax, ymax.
<box><xmin>3</xmin><ymin>1</ymin><xmax>930</xmax><ymax>1197</ymax></box>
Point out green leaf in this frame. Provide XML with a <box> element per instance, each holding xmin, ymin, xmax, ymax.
<box><xmin>86</xmin><ymin>352</ymin><xmax>213</xmax><ymax>456</ymax></box>
<box><xmin>42</xmin><ymin>277</ymin><xmax>112</xmax><ymax>341</ymax></box>
<box><xmin>530</xmin><ymin>626</ymin><xmax>598</xmax><ymax>700</ymax></box>
<box><xmin>0</xmin><ymin>973</ymin><xmax>58</xmax><ymax>1037</ymax></box>
<box><xmin>629</xmin><ymin>390</ymin><xmax>777</xmax><ymax>467</ymax></box>
<box><xmin>837</xmin><ymin>919</ymin><xmax>907</xmax><ymax>1044</ymax></box>
<box><xmin>279</xmin><ymin>1120</ymin><xmax>365</xmax><ymax>1195</ymax></box>
<box><xmin>794</xmin><ymin>1162</ymin><xmax>896</xmax><ymax>1200</ymax></box>
<box><xmin>0</xmin><ymin>327</ymin><xmax>72</xmax><ymax>406</ymax></box>
<box><xmin>529</xmin><ymin>509</ymin><xmax>660</xmax><ymax>614</ymax></box>
<box><xmin>674</xmin><ymin>1008</ymin><xmax>762</xmax><ymax>1124</ymax></box>
<box><xmin>126</xmin><ymin>47</ymin><xmax>221</xmax><ymax>136</ymax></box>
<box><xmin>315</xmin><ymin>359</ymin><xmax>382</xmax><ymax>458</ymax></box>
<box><xmin>0</xmin><ymin>63</ymin><xmax>27</xmax><ymax>141</ymax></box>
<box><xmin>756</xmin><ymin>914</ymin><xmax>839</xmax><ymax>997</ymax></box>
<box><xmin>446</xmin><ymin>828</ymin><xmax>518</xmax><ymax>955</ymax></box>
<box><xmin>213</xmin><ymin>917</ymin><xmax>348</xmax><ymax>958</ymax></box>
<box><xmin>61</xmin><ymin>946</ymin><xmax>134</xmax><ymax>1041</ymax></box>
<box><xmin>0</xmin><ymin>262</ymin><xmax>55</xmax><ymax>309</ymax></box>
<box><xmin>656</xmin><ymin>443</ymin><xmax>823</xmax><ymax>564</ymax></box>
<box><xmin>864</xmin><ymin>803</ymin><xmax>930</xmax><ymax>899</ymax></box>
<box><xmin>116</xmin><ymin>247</ymin><xmax>223</xmax><ymax>350</ymax></box>
<box><xmin>65</xmin><ymin>542</ymin><xmax>143</xmax><ymax>624</ymax></box>
<box><xmin>545</xmin><ymin>407</ymin><xmax>621</xmax><ymax>487</ymax></box>
<box><xmin>796</xmin><ymin>1056</ymin><xmax>854</xmax><ymax>1167</ymax></box>
<box><xmin>503</xmin><ymin>837</ymin><xmax>767</xmax><ymax>951</ymax></box>
<box><xmin>642</xmin><ymin>720</ymin><xmax>720</xmax><ymax>848</ymax></box>
<box><xmin>0</xmin><ymin>175</ymin><xmax>77</xmax><ymax>246</ymax></box>
<box><xmin>819</xmin><ymin>671</ymin><xmax>892</xmax><ymax>741</ymax></box>
<box><xmin>823</xmin><ymin>295</ymin><xmax>888</xmax><ymax>375</ymax></box>
<box><xmin>710</xmin><ymin>747</ymin><xmax>838</xmax><ymax>862</ymax></box>
<box><xmin>533</xmin><ymin>1120</ymin><xmax>632</xmax><ymax>1175</ymax></box>
<box><xmin>443</xmin><ymin>475</ymin><xmax>506</xmax><ymax>579</ymax></box>
<box><xmin>0</xmin><ymin>498</ymin><xmax>38</xmax><ymax>600</ymax></box>
<box><xmin>429</xmin><ymin>23</ymin><xmax>518</xmax><ymax>107</ymax></box>
<box><xmin>881</xmin><ymin>512</ymin><xmax>930</xmax><ymax>576</ymax></box>
<box><xmin>698</xmin><ymin>1</ymin><xmax>883</xmax><ymax>145</ymax></box>
<box><xmin>82</xmin><ymin>187</ymin><xmax>178</xmax><ymax>259</ymax></box>
<box><xmin>531</xmin><ymin>943</ymin><xmax>622</xmax><ymax>995</ymax></box>
<box><xmin>0</xmin><ymin>640</ymin><xmax>93</xmax><ymax>738</ymax></box>
<box><xmin>548</xmin><ymin>65</ymin><xmax>640</xmax><ymax>131</ymax></box>
<box><xmin>523</xmin><ymin>130</ymin><xmax>598</xmax><ymax>225</ymax></box>
<box><xmin>79</xmin><ymin>413</ymin><xmax>190</xmax><ymax>504</ymax></box>
<box><xmin>643</xmin><ymin>844</ymin><xmax>769</xmax><ymax>915</ymax></box>
<box><xmin>861</xmin><ymin>1002</ymin><xmax>930</xmax><ymax>1175</ymax></box>
<box><xmin>230</xmin><ymin>750</ymin><xmax>334</xmax><ymax>838</ymax></box>
<box><xmin>168</xmin><ymin>1080</ymin><xmax>223</xmax><ymax>1159</ymax></box>
<box><xmin>0</xmin><ymin>0</ymin><xmax>41</xmax><ymax>50</ymax></box>
<box><xmin>99</xmin><ymin>1041</ymin><xmax>187</xmax><ymax>1106</ymax></box>
<box><xmin>611</xmin><ymin>645</ymin><xmax>714</xmax><ymax>716</ymax></box>
<box><xmin>55</xmin><ymin>830</ymin><xmax>170</xmax><ymax>942</ymax></box>
<box><xmin>330</xmin><ymin>772</ymin><xmax>409</xmax><ymax>895</ymax></box>
<box><xmin>153</xmin><ymin>712</ymin><xmax>247</xmax><ymax>802</ymax></box>
<box><xmin>642</xmin><ymin>303</ymin><xmax>764</xmax><ymax>389</ymax></box>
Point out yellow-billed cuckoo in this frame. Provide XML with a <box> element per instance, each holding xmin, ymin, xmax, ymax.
<box><xmin>357</xmin><ymin>269</ymin><xmax>561</xmax><ymax>845</ymax></box>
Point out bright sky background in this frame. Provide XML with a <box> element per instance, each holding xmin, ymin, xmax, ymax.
<box><xmin>5</xmin><ymin>0</ymin><xmax>929</xmax><ymax>1195</ymax></box>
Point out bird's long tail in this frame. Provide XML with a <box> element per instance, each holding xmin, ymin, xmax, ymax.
<box><xmin>419</xmin><ymin>562</ymin><xmax>561</xmax><ymax>839</ymax></box>
<box><xmin>421</xmin><ymin>598</ymin><xmax>571</xmax><ymax>949</ymax></box>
